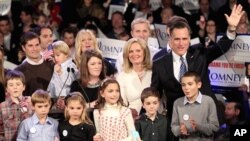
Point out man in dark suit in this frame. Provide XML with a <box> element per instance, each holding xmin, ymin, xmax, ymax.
<box><xmin>151</xmin><ymin>4</ymin><xmax>244</xmax><ymax>140</ymax></box>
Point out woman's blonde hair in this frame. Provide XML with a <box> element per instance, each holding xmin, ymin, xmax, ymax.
<box><xmin>122</xmin><ymin>38</ymin><xmax>151</xmax><ymax>72</ymax></box>
<box><xmin>74</xmin><ymin>29</ymin><xmax>101</xmax><ymax>68</ymax></box>
<box><xmin>64</xmin><ymin>92</ymin><xmax>93</xmax><ymax>125</ymax></box>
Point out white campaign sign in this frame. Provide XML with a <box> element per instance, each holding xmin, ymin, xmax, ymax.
<box><xmin>209</xmin><ymin>35</ymin><xmax>250</xmax><ymax>87</ymax></box>
<box><xmin>108</xmin><ymin>5</ymin><xmax>125</xmax><ymax>20</ymax></box>
<box><xmin>175</xmin><ymin>0</ymin><xmax>199</xmax><ymax>11</ymax></box>
<box><xmin>149</xmin><ymin>0</ymin><xmax>161</xmax><ymax>11</ymax></box>
<box><xmin>0</xmin><ymin>0</ymin><xmax>11</xmax><ymax>16</ymax></box>
<box><xmin>154</xmin><ymin>24</ymin><xmax>168</xmax><ymax>48</ymax></box>
<box><xmin>97</xmin><ymin>38</ymin><xmax>126</xmax><ymax>60</ymax></box>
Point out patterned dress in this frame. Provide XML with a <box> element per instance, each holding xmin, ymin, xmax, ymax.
<box><xmin>94</xmin><ymin>104</ymin><xmax>136</xmax><ymax>141</ymax></box>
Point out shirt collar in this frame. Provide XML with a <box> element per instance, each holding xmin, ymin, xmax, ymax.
<box><xmin>5</xmin><ymin>96</ymin><xmax>17</xmax><ymax>106</ymax></box>
<box><xmin>184</xmin><ymin>92</ymin><xmax>202</xmax><ymax>105</ymax></box>
<box><xmin>172</xmin><ymin>51</ymin><xmax>187</xmax><ymax>62</ymax></box>
<box><xmin>142</xmin><ymin>112</ymin><xmax>159</xmax><ymax>121</ymax></box>
<box><xmin>26</xmin><ymin>56</ymin><xmax>44</xmax><ymax>65</ymax></box>
<box><xmin>31</xmin><ymin>113</ymin><xmax>53</xmax><ymax>125</ymax></box>
<box><xmin>104</xmin><ymin>103</ymin><xmax>119</xmax><ymax>109</ymax></box>
<box><xmin>61</xmin><ymin>58</ymin><xmax>73</xmax><ymax>68</ymax></box>
<box><xmin>166</xmin><ymin>43</ymin><xmax>171</xmax><ymax>52</ymax></box>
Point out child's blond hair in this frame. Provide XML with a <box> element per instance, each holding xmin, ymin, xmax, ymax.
<box><xmin>52</xmin><ymin>40</ymin><xmax>70</xmax><ymax>56</ymax></box>
<box><xmin>31</xmin><ymin>89</ymin><xmax>52</xmax><ymax>106</ymax></box>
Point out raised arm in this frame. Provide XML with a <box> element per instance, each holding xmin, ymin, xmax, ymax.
<box><xmin>225</xmin><ymin>4</ymin><xmax>245</xmax><ymax>32</ymax></box>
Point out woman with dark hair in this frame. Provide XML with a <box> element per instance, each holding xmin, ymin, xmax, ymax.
<box><xmin>198</xmin><ymin>17</ymin><xmax>218</xmax><ymax>48</ymax></box>
<box><xmin>70</xmin><ymin>49</ymin><xmax>106</xmax><ymax>109</ymax></box>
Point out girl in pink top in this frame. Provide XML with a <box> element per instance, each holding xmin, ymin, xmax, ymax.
<box><xmin>93</xmin><ymin>78</ymin><xmax>141</xmax><ymax>141</ymax></box>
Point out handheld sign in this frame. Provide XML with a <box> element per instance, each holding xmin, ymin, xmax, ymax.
<box><xmin>0</xmin><ymin>0</ymin><xmax>11</xmax><ymax>16</ymax></box>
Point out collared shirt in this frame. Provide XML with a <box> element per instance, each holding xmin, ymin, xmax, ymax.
<box><xmin>171</xmin><ymin>94</ymin><xmax>219</xmax><ymax>141</ymax></box>
<box><xmin>226</xmin><ymin>30</ymin><xmax>236</xmax><ymax>40</ymax></box>
<box><xmin>0</xmin><ymin>96</ymin><xmax>33</xmax><ymax>141</ymax></box>
<box><xmin>172</xmin><ymin>51</ymin><xmax>188</xmax><ymax>81</ymax></box>
<box><xmin>17</xmin><ymin>114</ymin><xmax>59</xmax><ymax>141</ymax></box>
<box><xmin>47</xmin><ymin>58</ymin><xmax>78</xmax><ymax>97</ymax></box>
<box><xmin>135</xmin><ymin>113</ymin><xmax>168</xmax><ymax>141</ymax></box>
<box><xmin>184</xmin><ymin>92</ymin><xmax>202</xmax><ymax>105</ymax></box>
<box><xmin>25</xmin><ymin>57</ymin><xmax>44</xmax><ymax>65</ymax></box>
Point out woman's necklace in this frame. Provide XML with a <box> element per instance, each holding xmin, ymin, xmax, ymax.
<box><xmin>87</xmin><ymin>80</ymin><xmax>101</xmax><ymax>88</ymax></box>
<box><xmin>137</xmin><ymin>70</ymin><xmax>146</xmax><ymax>81</ymax></box>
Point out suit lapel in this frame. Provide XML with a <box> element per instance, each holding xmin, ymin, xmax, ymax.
<box><xmin>164</xmin><ymin>53</ymin><xmax>179</xmax><ymax>82</ymax></box>
<box><xmin>186</xmin><ymin>50</ymin><xmax>195</xmax><ymax>71</ymax></box>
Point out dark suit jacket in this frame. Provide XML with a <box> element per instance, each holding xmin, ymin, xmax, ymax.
<box><xmin>151</xmin><ymin>36</ymin><xmax>234</xmax><ymax>118</ymax></box>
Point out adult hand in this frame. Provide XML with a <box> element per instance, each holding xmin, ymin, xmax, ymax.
<box><xmin>225</xmin><ymin>4</ymin><xmax>244</xmax><ymax>27</ymax></box>
<box><xmin>199</xmin><ymin>16</ymin><xmax>206</xmax><ymax>30</ymax></box>
<box><xmin>89</xmin><ymin>100</ymin><xmax>97</xmax><ymax>108</ymax></box>
<box><xmin>56</xmin><ymin>97</ymin><xmax>65</xmax><ymax>110</ymax></box>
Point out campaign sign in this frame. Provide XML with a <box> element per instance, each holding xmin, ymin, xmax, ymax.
<box><xmin>0</xmin><ymin>0</ymin><xmax>11</xmax><ymax>15</ymax></box>
<box><xmin>97</xmin><ymin>38</ymin><xmax>126</xmax><ymax>67</ymax></box>
<box><xmin>154</xmin><ymin>24</ymin><xmax>168</xmax><ymax>48</ymax></box>
<box><xmin>209</xmin><ymin>35</ymin><xmax>250</xmax><ymax>93</ymax></box>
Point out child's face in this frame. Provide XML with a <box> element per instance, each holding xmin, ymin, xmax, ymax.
<box><xmin>142</xmin><ymin>96</ymin><xmax>160</xmax><ymax>116</ymax></box>
<box><xmin>33</xmin><ymin>101</ymin><xmax>51</xmax><ymax>118</ymax></box>
<box><xmin>66</xmin><ymin>100</ymin><xmax>84</xmax><ymax>120</ymax></box>
<box><xmin>101</xmin><ymin>83</ymin><xmax>120</xmax><ymax>105</ymax></box>
<box><xmin>181</xmin><ymin>76</ymin><xmax>201</xmax><ymax>101</ymax></box>
<box><xmin>87</xmin><ymin>56</ymin><xmax>102</xmax><ymax>78</ymax></box>
<box><xmin>6</xmin><ymin>78</ymin><xmax>25</xmax><ymax>98</ymax></box>
<box><xmin>54</xmin><ymin>50</ymin><xmax>68</xmax><ymax>64</ymax></box>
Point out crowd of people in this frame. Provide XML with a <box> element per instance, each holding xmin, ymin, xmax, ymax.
<box><xmin>0</xmin><ymin>0</ymin><xmax>250</xmax><ymax>141</ymax></box>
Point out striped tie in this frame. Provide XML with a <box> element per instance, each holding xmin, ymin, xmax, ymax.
<box><xmin>179</xmin><ymin>56</ymin><xmax>187</xmax><ymax>81</ymax></box>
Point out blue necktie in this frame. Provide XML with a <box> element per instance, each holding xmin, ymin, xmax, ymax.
<box><xmin>179</xmin><ymin>56</ymin><xmax>187</xmax><ymax>81</ymax></box>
